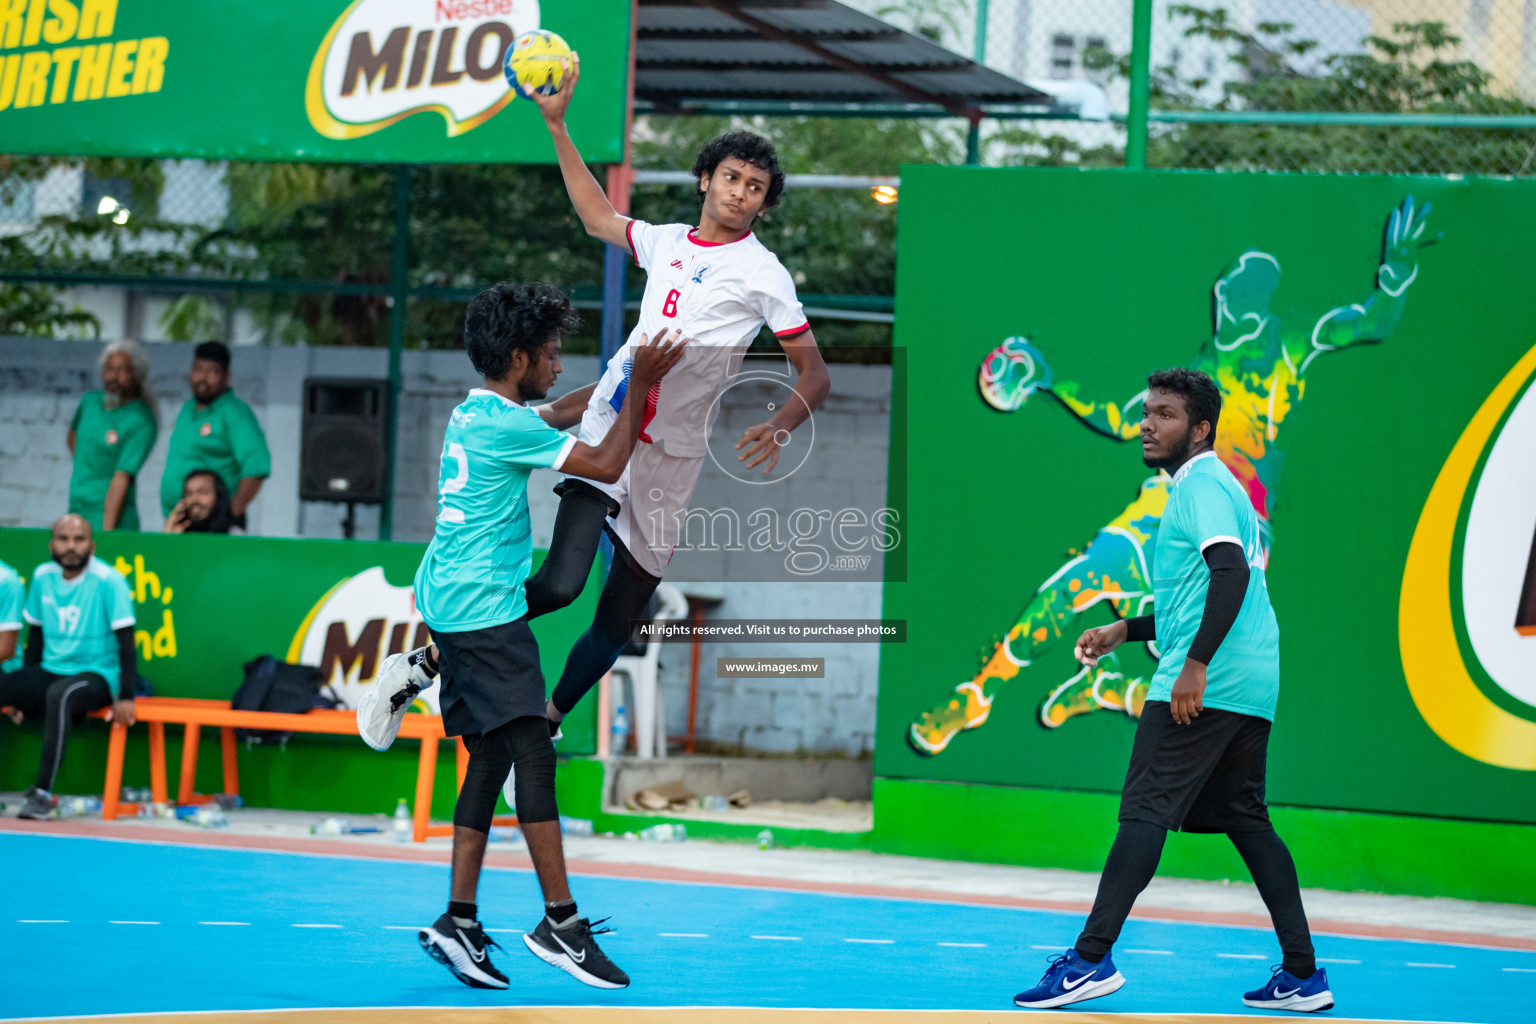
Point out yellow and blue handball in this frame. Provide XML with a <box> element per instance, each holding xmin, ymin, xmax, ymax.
<box><xmin>504</xmin><ymin>30</ymin><xmax>572</xmax><ymax>99</ymax></box>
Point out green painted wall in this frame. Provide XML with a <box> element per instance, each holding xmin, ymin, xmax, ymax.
<box><xmin>879</xmin><ymin>167</ymin><xmax>1536</xmax><ymax>826</ymax></box>
<box><xmin>0</xmin><ymin>529</ymin><xmax>599</xmax><ymax>813</ymax></box>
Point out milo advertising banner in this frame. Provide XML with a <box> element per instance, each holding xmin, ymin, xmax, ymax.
<box><xmin>879</xmin><ymin>167</ymin><xmax>1536</xmax><ymax>826</ymax></box>
<box><xmin>0</xmin><ymin>0</ymin><xmax>628</xmax><ymax>162</ymax></box>
<box><xmin>0</xmin><ymin>530</ymin><xmax>598</xmax><ymax>747</ymax></box>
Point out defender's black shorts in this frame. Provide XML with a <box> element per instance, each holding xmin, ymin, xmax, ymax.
<box><xmin>1118</xmin><ymin>700</ymin><xmax>1272</xmax><ymax>833</ymax></box>
<box><xmin>432</xmin><ymin>617</ymin><xmax>547</xmax><ymax>738</ymax></box>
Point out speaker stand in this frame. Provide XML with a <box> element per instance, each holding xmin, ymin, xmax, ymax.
<box><xmin>341</xmin><ymin>502</ymin><xmax>357</xmax><ymax>541</ymax></box>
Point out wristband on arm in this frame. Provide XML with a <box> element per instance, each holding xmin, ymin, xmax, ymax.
<box><xmin>1122</xmin><ymin>615</ymin><xmax>1155</xmax><ymax>643</ymax></box>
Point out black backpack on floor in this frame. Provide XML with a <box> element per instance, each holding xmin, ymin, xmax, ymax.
<box><xmin>231</xmin><ymin>656</ymin><xmax>325</xmax><ymax>746</ymax></box>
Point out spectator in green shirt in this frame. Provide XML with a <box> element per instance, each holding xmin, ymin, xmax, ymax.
<box><xmin>160</xmin><ymin>342</ymin><xmax>271</xmax><ymax>529</ymax></box>
<box><xmin>67</xmin><ymin>339</ymin><xmax>159</xmax><ymax>532</ymax></box>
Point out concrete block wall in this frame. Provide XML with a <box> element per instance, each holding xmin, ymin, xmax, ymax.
<box><xmin>0</xmin><ymin>337</ymin><xmax>891</xmax><ymax>756</ymax></box>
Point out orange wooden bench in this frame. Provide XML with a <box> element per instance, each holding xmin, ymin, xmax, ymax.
<box><xmin>94</xmin><ymin>697</ymin><xmax>484</xmax><ymax>842</ymax></box>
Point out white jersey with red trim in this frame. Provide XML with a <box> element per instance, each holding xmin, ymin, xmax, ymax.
<box><xmin>585</xmin><ymin>220</ymin><xmax>809</xmax><ymax>459</ymax></box>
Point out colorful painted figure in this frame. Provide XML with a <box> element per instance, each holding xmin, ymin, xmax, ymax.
<box><xmin>909</xmin><ymin>197</ymin><xmax>1436</xmax><ymax>756</ymax></box>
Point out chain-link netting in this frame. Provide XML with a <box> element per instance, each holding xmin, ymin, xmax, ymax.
<box><xmin>856</xmin><ymin>0</ymin><xmax>1536</xmax><ymax>174</ymax></box>
<box><xmin>6</xmin><ymin>1</ymin><xmax>1536</xmax><ymax>345</ymax></box>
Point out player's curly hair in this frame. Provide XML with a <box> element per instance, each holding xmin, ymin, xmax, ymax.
<box><xmin>692</xmin><ymin>131</ymin><xmax>786</xmax><ymax>212</ymax></box>
<box><xmin>463</xmin><ymin>282</ymin><xmax>580</xmax><ymax>381</ymax></box>
<box><xmin>1147</xmin><ymin>367</ymin><xmax>1222</xmax><ymax>438</ymax></box>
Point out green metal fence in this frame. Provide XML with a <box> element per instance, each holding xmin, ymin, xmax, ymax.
<box><xmin>861</xmin><ymin>0</ymin><xmax>1536</xmax><ymax>173</ymax></box>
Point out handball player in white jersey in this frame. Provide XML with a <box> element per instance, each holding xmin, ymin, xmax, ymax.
<box><xmin>362</xmin><ymin>53</ymin><xmax>829</xmax><ymax>770</ymax></box>
<box><xmin>523</xmin><ymin>54</ymin><xmax>829</xmax><ymax>739</ymax></box>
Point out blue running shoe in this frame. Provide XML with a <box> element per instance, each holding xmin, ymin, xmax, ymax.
<box><xmin>1013</xmin><ymin>949</ymin><xmax>1125</xmax><ymax>1008</ymax></box>
<box><xmin>1242</xmin><ymin>965</ymin><xmax>1333</xmax><ymax>1012</ymax></box>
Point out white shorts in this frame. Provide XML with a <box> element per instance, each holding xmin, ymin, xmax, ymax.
<box><xmin>572</xmin><ymin>401</ymin><xmax>705</xmax><ymax>580</ymax></box>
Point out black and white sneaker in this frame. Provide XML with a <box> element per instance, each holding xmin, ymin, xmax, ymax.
<box><xmin>524</xmin><ymin>915</ymin><xmax>629</xmax><ymax>989</ymax></box>
<box><xmin>357</xmin><ymin>648</ymin><xmax>437</xmax><ymax>752</ymax></box>
<box><xmin>17</xmin><ymin>786</ymin><xmax>53</xmax><ymax>820</ymax></box>
<box><xmin>418</xmin><ymin>913</ymin><xmax>508</xmax><ymax>989</ymax></box>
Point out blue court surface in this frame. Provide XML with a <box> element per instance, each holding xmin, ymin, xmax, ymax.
<box><xmin>1</xmin><ymin>831</ymin><xmax>1531</xmax><ymax>1022</ymax></box>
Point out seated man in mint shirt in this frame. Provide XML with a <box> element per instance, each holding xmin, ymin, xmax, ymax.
<box><xmin>0</xmin><ymin>515</ymin><xmax>138</xmax><ymax>821</ymax></box>
<box><xmin>160</xmin><ymin>342</ymin><xmax>271</xmax><ymax>529</ymax></box>
<box><xmin>1014</xmin><ymin>368</ymin><xmax>1331</xmax><ymax>1015</ymax></box>
<box><xmin>0</xmin><ymin>554</ymin><xmax>23</xmax><ymax>674</ymax></box>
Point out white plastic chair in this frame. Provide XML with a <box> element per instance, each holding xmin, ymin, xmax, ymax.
<box><xmin>609</xmin><ymin>583</ymin><xmax>689</xmax><ymax>759</ymax></box>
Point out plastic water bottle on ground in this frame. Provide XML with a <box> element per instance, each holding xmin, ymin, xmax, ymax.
<box><xmin>756</xmin><ymin>829</ymin><xmax>774</xmax><ymax>850</ymax></box>
<box><xmin>309</xmin><ymin>817</ymin><xmax>350</xmax><ymax>836</ymax></box>
<box><xmin>190</xmin><ymin>805</ymin><xmax>228</xmax><ymax>829</ymax></box>
<box><xmin>213</xmin><ymin>793</ymin><xmax>243</xmax><ymax>810</ymax></box>
<box><xmin>699</xmin><ymin>794</ymin><xmax>729</xmax><ymax>812</ymax></box>
<box><xmin>639</xmin><ymin>823</ymin><xmax>687</xmax><ymax>842</ymax></box>
<box><xmin>392</xmin><ymin>798</ymin><xmax>411</xmax><ymax>843</ymax></box>
<box><xmin>611</xmin><ymin>705</ymin><xmax>630</xmax><ymax>754</ymax></box>
<box><xmin>559</xmin><ymin>815</ymin><xmax>595</xmax><ymax>836</ymax></box>
<box><xmin>137</xmin><ymin>802</ymin><xmax>171</xmax><ymax>818</ymax></box>
<box><xmin>58</xmin><ymin>795</ymin><xmax>102</xmax><ymax>817</ymax></box>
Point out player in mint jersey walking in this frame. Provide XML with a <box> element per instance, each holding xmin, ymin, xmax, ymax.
<box><xmin>359</xmin><ymin>283</ymin><xmax>684</xmax><ymax>992</ymax></box>
<box><xmin>1014</xmin><ymin>369</ymin><xmax>1332</xmax><ymax>1014</ymax></box>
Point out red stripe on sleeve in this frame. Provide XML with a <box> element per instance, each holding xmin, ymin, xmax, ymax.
<box><xmin>625</xmin><ymin>219</ymin><xmax>640</xmax><ymax>266</ymax></box>
<box><xmin>774</xmin><ymin>321</ymin><xmax>811</xmax><ymax>338</ymax></box>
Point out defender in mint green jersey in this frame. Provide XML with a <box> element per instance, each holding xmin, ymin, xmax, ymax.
<box><xmin>413</xmin><ymin>391</ymin><xmax>576</xmax><ymax>633</ymax></box>
<box><xmin>1</xmin><ymin>515</ymin><xmax>140</xmax><ymax>821</ymax></box>
<box><xmin>0</xmin><ymin>556</ymin><xmax>23</xmax><ymax>674</ymax></box>
<box><xmin>1019</xmin><ymin>370</ymin><xmax>1329</xmax><ymax>1015</ymax></box>
<box><xmin>354</xmin><ymin>283</ymin><xmax>685</xmax><ymax>995</ymax></box>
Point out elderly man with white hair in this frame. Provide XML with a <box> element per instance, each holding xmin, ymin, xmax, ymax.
<box><xmin>66</xmin><ymin>339</ymin><xmax>158</xmax><ymax>532</ymax></box>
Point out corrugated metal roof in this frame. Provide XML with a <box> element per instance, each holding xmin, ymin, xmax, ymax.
<box><xmin>636</xmin><ymin>0</ymin><xmax>1059</xmax><ymax>119</ymax></box>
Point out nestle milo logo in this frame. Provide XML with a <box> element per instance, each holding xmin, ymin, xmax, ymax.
<box><xmin>288</xmin><ymin>566</ymin><xmax>438</xmax><ymax>713</ymax></box>
<box><xmin>306</xmin><ymin>0</ymin><xmax>535</xmax><ymax>140</ymax></box>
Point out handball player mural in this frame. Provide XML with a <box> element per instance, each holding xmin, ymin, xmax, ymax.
<box><xmin>908</xmin><ymin>197</ymin><xmax>1438</xmax><ymax>756</ymax></box>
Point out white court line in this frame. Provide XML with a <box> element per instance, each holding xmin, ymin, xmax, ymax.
<box><xmin>844</xmin><ymin>938</ymin><xmax>894</xmax><ymax>944</ymax></box>
<box><xmin>1028</xmin><ymin>944</ymin><xmax>1058</xmax><ymax>950</ymax></box>
<box><xmin>751</xmin><ymin>935</ymin><xmax>802</xmax><ymax>941</ymax></box>
<box><xmin>660</xmin><ymin>933</ymin><xmax>709</xmax><ymax>938</ymax></box>
<box><xmin>941</xmin><ymin>942</ymin><xmax>988</xmax><ymax>948</ymax></box>
<box><xmin>484</xmin><ymin>929</ymin><xmax>519</xmax><ymax>934</ymax></box>
<box><xmin>18</xmin><ymin>920</ymin><xmax>68</xmax><ymax>924</ymax></box>
<box><xmin>109</xmin><ymin>921</ymin><xmax>160</xmax><ymax>925</ymax></box>
<box><xmin>1318</xmin><ymin>958</ymin><xmax>1361</xmax><ymax>964</ymax></box>
<box><xmin>383</xmin><ymin>926</ymin><xmax>418</xmax><ymax>931</ymax></box>
<box><xmin>199</xmin><ymin>921</ymin><xmax>250</xmax><ymax>926</ymax></box>
<box><xmin>1216</xmin><ymin>953</ymin><xmax>1266</xmax><ymax>960</ymax></box>
<box><xmin>1404</xmin><ymin>962</ymin><xmax>1456</xmax><ymax>969</ymax></box>
<box><xmin>291</xmin><ymin>923</ymin><xmax>343</xmax><ymax>929</ymax></box>
<box><xmin>1123</xmin><ymin>948</ymin><xmax>1174</xmax><ymax>955</ymax></box>
<box><xmin>1503</xmin><ymin>967</ymin><xmax>1536</xmax><ymax>973</ymax></box>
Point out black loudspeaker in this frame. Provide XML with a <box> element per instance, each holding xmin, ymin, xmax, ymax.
<box><xmin>299</xmin><ymin>378</ymin><xmax>391</xmax><ymax>504</ymax></box>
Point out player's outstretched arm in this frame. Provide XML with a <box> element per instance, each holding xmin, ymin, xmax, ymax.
<box><xmin>532</xmin><ymin>54</ymin><xmax>630</xmax><ymax>249</ymax></box>
<box><xmin>1306</xmin><ymin>195</ymin><xmax>1437</xmax><ymax>357</ymax></box>
<box><xmin>538</xmin><ymin>383</ymin><xmax>597</xmax><ymax>431</ymax></box>
<box><xmin>736</xmin><ymin>328</ymin><xmax>831</xmax><ymax>473</ymax></box>
<box><xmin>1051</xmin><ymin>382</ymin><xmax>1144</xmax><ymax>441</ymax></box>
<box><xmin>561</xmin><ymin>331</ymin><xmax>688</xmax><ymax>483</ymax></box>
